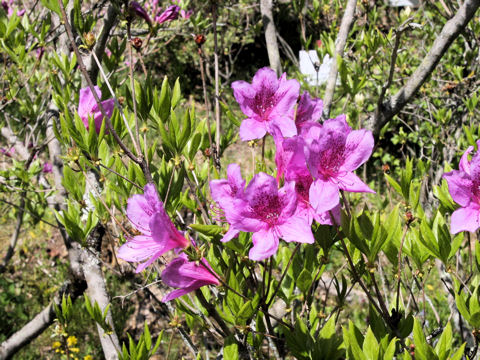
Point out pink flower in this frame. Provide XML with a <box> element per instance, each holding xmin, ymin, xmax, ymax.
<box><xmin>42</xmin><ymin>162</ymin><xmax>53</xmax><ymax>173</ymax></box>
<box><xmin>231</xmin><ymin>67</ymin><xmax>300</xmax><ymax>141</ymax></box>
<box><xmin>118</xmin><ymin>183</ymin><xmax>189</xmax><ymax>273</ymax></box>
<box><xmin>129</xmin><ymin>1</ymin><xmax>152</xmax><ymax>25</ymax></box>
<box><xmin>305</xmin><ymin>115</ymin><xmax>375</xmax><ymax>214</ymax></box>
<box><xmin>180</xmin><ymin>9</ymin><xmax>192</xmax><ymax>19</ymax></box>
<box><xmin>0</xmin><ymin>146</ymin><xmax>15</xmax><ymax>157</ymax></box>
<box><xmin>161</xmin><ymin>253</ymin><xmax>220</xmax><ymax>302</ymax></box>
<box><xmin>209</xmin><ymin>163</ymin><xmax>246</xmax><ymax>242</ymax></box>
<box><xmin>295</xmin><ymin>91</ymin><xmax>323</xmax><ymax>134</ymax></box>
<box><xmin>155</xmin><ymin>5</ymin><xmax>179</xmax><ymax>24</ymax></box>
<box><xmin>275</xmin><ymin>135</ymin><xmax>340</xmax><ymax>225</ymax></box>
<box><xmin>220</xmin><ymin>172</ymin><xmax>314</xmax><ymax>261</ymax></box>
<box><xmin>78</xmin><ymin>86</ymin><xmax>114</xmax><ymax>134</ymax></box>
<box><xmin>2</xmin><ymin>0</ymin><xmax>24</xmax><ymax>17</ymax></box>
<box><xmin>443</xmin><ymin>141</ymin><xmax>480</xmax><ymax>233</ymax></box>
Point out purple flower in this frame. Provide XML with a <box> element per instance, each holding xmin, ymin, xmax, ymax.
<box><xmin>161</xmin><ymin>253</ymin><xmax>220</xmax><ymax>302</ymax></box>
<box><xmin>209</xmin><ymin>163</ymin><xmax>246</xmax><ymax>242</ymax></box>
<box><xmin>305</xmin><ymin>115</ymin><xmax>375</xmax><ymax>215</ymax></box>
<box><xmin>78</xmin><ymin>86</ymin><xmax>114</xmax><ymax>134</ymax></box>
<box><xmin>295</xmin><ymin>91</ymin><xmax>323</xmax><ymax>134</ymax></box>
<box><xmin>180</xmin><ymin>9</ymin><xmax>192</xmax><ymax>19</ymax></box>
<box><xmin>221</xmin><ymin>172</ymin><xmax>314</xmax><ymax>261</ymax></box>
<box><xmin>118</xmin><ymin>183</ymin><xmax>189</xmax><ymax>273</ymax></box>
<box><xmin>275</xmin><ymin>135</ymin><xmax>340</xmax><ymax>225</ymax></box>
<box><xmin>42</xmin><ymin>162</ymin><xmax>53</xmax><ymax>173</ymax></box>
<box><xmin>35</xmin><ymin>47</ymin><xmax>45</xmax><ymax>61</ymax></box>
<box><xmin>0</xmin><ymin>146</ymin><xmax>15</xmax><ymax>157</ymax></box>
<box><xmin>443</xmin><ymin>141</ymin><xmax>480</xmax><ymax>234</ymax></box>
<box><xmin>129</xmin><ymin>1</ymin><xmax>152</xmax><ymax>25</ymax></box>
<box><xmin>231</xmin><ymin>67</ymin><xmax>300</xmax><ymax>141</ymax></box>
<box><xmin>2</xmin><ymin>0</ymin><xmax>24</xmax><ymax>17</ymax></box>
<box><xmin>155</xmin><ymin>5</ymin><xmax>179</xmax><ymax>24</ymax></box>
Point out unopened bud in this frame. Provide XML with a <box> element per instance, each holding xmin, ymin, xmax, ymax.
<box><xmin>84</xmin><ymin>32</ymin><xmax>96</xmax><ymax>49</ymax></box>
<box><xmin>132</xmin><ymin>37</ymin><xmax>143</xmax><ymax>51</ymax></box>
<box><xmin>195</xmin><ymin>34</ymin><xmax>206</xmax><ymax>45</ymax></box>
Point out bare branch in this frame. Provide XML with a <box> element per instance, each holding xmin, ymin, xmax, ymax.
<box><xmin>260</xmin><ymin>0</ymin><xmax>282</xmax><ymax>76</ymax></box>
<box><xmin>366</xmin><ymin>0</ymin><xmax>480</xmax><ymax>138</ymax></box>
<box><xmin>0</xmin><ymin>195</ymin><xmax>25</xmax><ymax>273</ymax></box>
<box><xmin>322</xmin><ymin>0</ymin><xmax>357</xmax><ymax>119</ymax></box>
<box><xmin>83</xmin><ymin>4</ymin><xmax>118</xmax><ymax>85</ymax></box>
<box><xmin>0</xmin><ymin>280</ymin><xmax>87</xmax><ymax>360</ymax></box>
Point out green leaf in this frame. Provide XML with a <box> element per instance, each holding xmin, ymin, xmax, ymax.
<box><xmin>189</xmin><ymin>224</ymin><xmax>223</xmax><ymax>237</ymax></box>
<box><xmin>297</xmin><ymin>268</ymin><xmax>313</xmax><ymax>293</ymax></box>
<box><xmin>223</xmin><ymin>335</ymin><xmax>239</xmax><ymax>360</ymax></box>
<box><xmin>385</xmin><ymin>173</ymin><xmax>402</xmax><ymax>195</ymax></box>
<box><xmin>363</xmin><ymin>327</ymin><xmax>379</xmax><ymax>360</ymax></box>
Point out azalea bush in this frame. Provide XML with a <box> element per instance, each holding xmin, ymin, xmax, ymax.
<box><xmin>2</xmin><ymin>0</ymin><xmax>480</xmax><ymax>359</ymax></box>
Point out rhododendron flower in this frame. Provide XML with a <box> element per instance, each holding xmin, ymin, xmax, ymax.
<box><xmin>276</xmin><ymin>135</ymin><xmax>340</xmax><ymax>225</ymax></box>
<box><xmin>0</xmin><ymin>146</ymin><xmax>15</xmax><ymax>157</ymax></box>
<box><xmin>305</xmin><ymin>115</ymin><xmax>375</xmax><ymax>214</ymax></box>
<box><xmin>2</xmin><ymin>0</ymin><xmax>24</xmax><ymax>17</ymax></box>
<box><xmin>231</xmin><ymin>67</ymin><xmax>300</xmax><ymax>141</ymax></box>
<box><xmin>221</xmin><ymin>172</ymin><xmax>314</xmax><ymax>260</ymax></box>
<box><xmin>118</xmin><ymin>183</ymin><xmax>189</xmax><ymax>272</ymax></box>
<box><xmin>161</xmin><ymin>253</ymin><xmax>220</xmax><ymax>302</ymax></box>
<box><xmin>155</xmin><ymin>4</ymin><xmax>179</xmax><ymax>24</ymax></box>
<box><xmin>443</xmin><ymin>141</ymin><xmax>480</xmax><ymax>234</ymax></box>
<box><xmin>180</xmin><ymin>9</ymin><xmax>192</xmax><ymax>19</ymax></box>
<box><xmin>209</xmin><ymin>163</ymin><xmax>246</xmax><ymax>242</ymax></box>
<box><xmin>78</xmin><ymin>86</ymin><xmax>114</xmax><ymax>134</ymax></box>
<box><xmin>295</xmin><ymin>91</ymin><xmax>323</xmax><ymax>134</ymax></box>
<box><xmin>129</xmin><ymin>1</ymin><xmax>152</xmax><ymax>25</ymax></box>
<box><xmin>42</xmin><ymin>162</ymin><xmax>53</xmax><ymax>173</ymax></box>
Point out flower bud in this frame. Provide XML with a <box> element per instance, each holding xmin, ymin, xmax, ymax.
<box><xmin>84</xmin><ymin>32</ymin><xmax>96</xmax><ymax>49</ymax></box>
<box><xmin>132</xmin><ymin>37</ymin><xmax>143</xmax><ymax>51</ymax></box>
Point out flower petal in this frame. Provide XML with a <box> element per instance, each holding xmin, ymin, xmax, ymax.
<box><xmin>309</xmin><ymin>178</ymin><xmax>339</xmax><ymax>214</ymax></box>
<box><xmin>239</xmin><ymin>117</ymin><xmax>267</xmax><ymax>141</ymax></box>
<box><xmin>443</xmin><ymin>170</ymin><xmax>473</xmax><ymax>207</ymax></box>
<box><xmin>450</xmin><ymin>205</ymin><xmax>480</xmax><ymax>234</ymax></box>
<box><xmin>117</xmin><ymin>235</ymin><xmax>161</xmax><ymax>262</ymax></box>
<box><xmin>126</xmin><ymin>184</ymin><xmax>162</xmax><ymax>234</ymax></box>
<box><xmin>341</xmin><ymin>129</ymin><xmax>374</xmax><ymax>171</ymax></box>
<box><xmin>459</xmin><ymin>145</ymin><xmax>474</xmax><ymax>174</ymax></box>
<box><xmin>337</xmin><ymin>172</ymin><xmax>375</xmax><ymax>193</ymax></box>
<box><xmin>78</xmin><ymin>86</ymin><xmax>101</xmax><ymax>120</ymax></box>
<box><xmin>277</xmin><ymin>217</ymin><xmax>314</xmax><ymax>244</ymax></box>
<box><xmin>249</xmin><ymin>229</ymin><xmax>279</xmax><ymax>261</ymax></box>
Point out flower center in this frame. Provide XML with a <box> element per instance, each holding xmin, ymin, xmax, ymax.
<box><xmin>251</xmin><ymin>193</ymin><xmax>282</xmax><ymax>225</ymax></box>
<box><xmin>253</xmin><ymin>91</ymin><xmax>276</xmax><ymax>121</ymax></box>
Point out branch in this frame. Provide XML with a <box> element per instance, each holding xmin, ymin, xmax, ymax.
<box><xmin>0</xmin><ymin>127</ymin><xmax>30</xmax><ymax>161</ymax></box>
<box><xmin>0</xmin><ymin>280</ymin><xmax>87</xmax><ymax>360</ymax></box>
<box><xmin>83</xmin><ymin>4</ymin><xmax>118</xmax><ymax>86</ymax></box>
<box><xmin>260</xmin><ymin>0</ymin><xmax>282</xmax><ymax>75</ymax></box>
<box><xmin>322</xmin><ymin>0</ymin><xmax>357</xmax><ymax>119</ymax></box>
<box><xmin>366</xmin><ymin>0</ymin><xmax>480</xmax><ymax>138</ymax></box>
<box><xmin>0</xmin><ymin>195</ymin><xmax>25</xmax><ymax>273</ymax></box>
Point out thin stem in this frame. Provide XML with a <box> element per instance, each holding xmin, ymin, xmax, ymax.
<box><xmin>90</xmin><ymin>50</ymin><xmax>138</xmax><ymax>153</ymax></box>
<box><xmin>98</xmin><ymin>163</ymin><xmax>142</xmax><ymax>190</ymax></box>
<box><xmin>396</xmin><ymin>225</ymin><xmax>409</xmax><ymax>310</ymax></box>
<box><xmin>57</xmin><ymin>0</ymin><xmax>138</xmax><ymax>165</ymax></box>
<box><xmin>266</xmin><ymin>244</ymin><xmax>300</xmax><ymax>307</ymax></box>
<box><xmin>127</xmin><ymin>23</ymin><xmax>142</xmax><ymax>157</ymax></box>
<box><xmin>195</xmin><ymin>289</ymin><xmax>231</xmax><ymax>337</ymax></box>
<box><xmin>212</xmin><ymin>0</ymin><xmax>221</xmax><ymax>164</ymax></box>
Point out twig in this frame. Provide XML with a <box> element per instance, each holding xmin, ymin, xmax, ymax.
<box><xmin>260</xmin><ymin>0</ymin><xmax>282</xmax><ymax>75</ymax></box>
<box><xmin>322</xmin><ymin>0</ymin><xmax>357</xmax><ymax>119</ymax></box>
<box><xmin>212</xmin><ymin>0</ymin><xmax>221</xmax><ymax>169</ymax></box>
<box><xmin>366</xmin><ymin>0</ymin><xmax>480</xmax><ymax>138</ymax></box>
